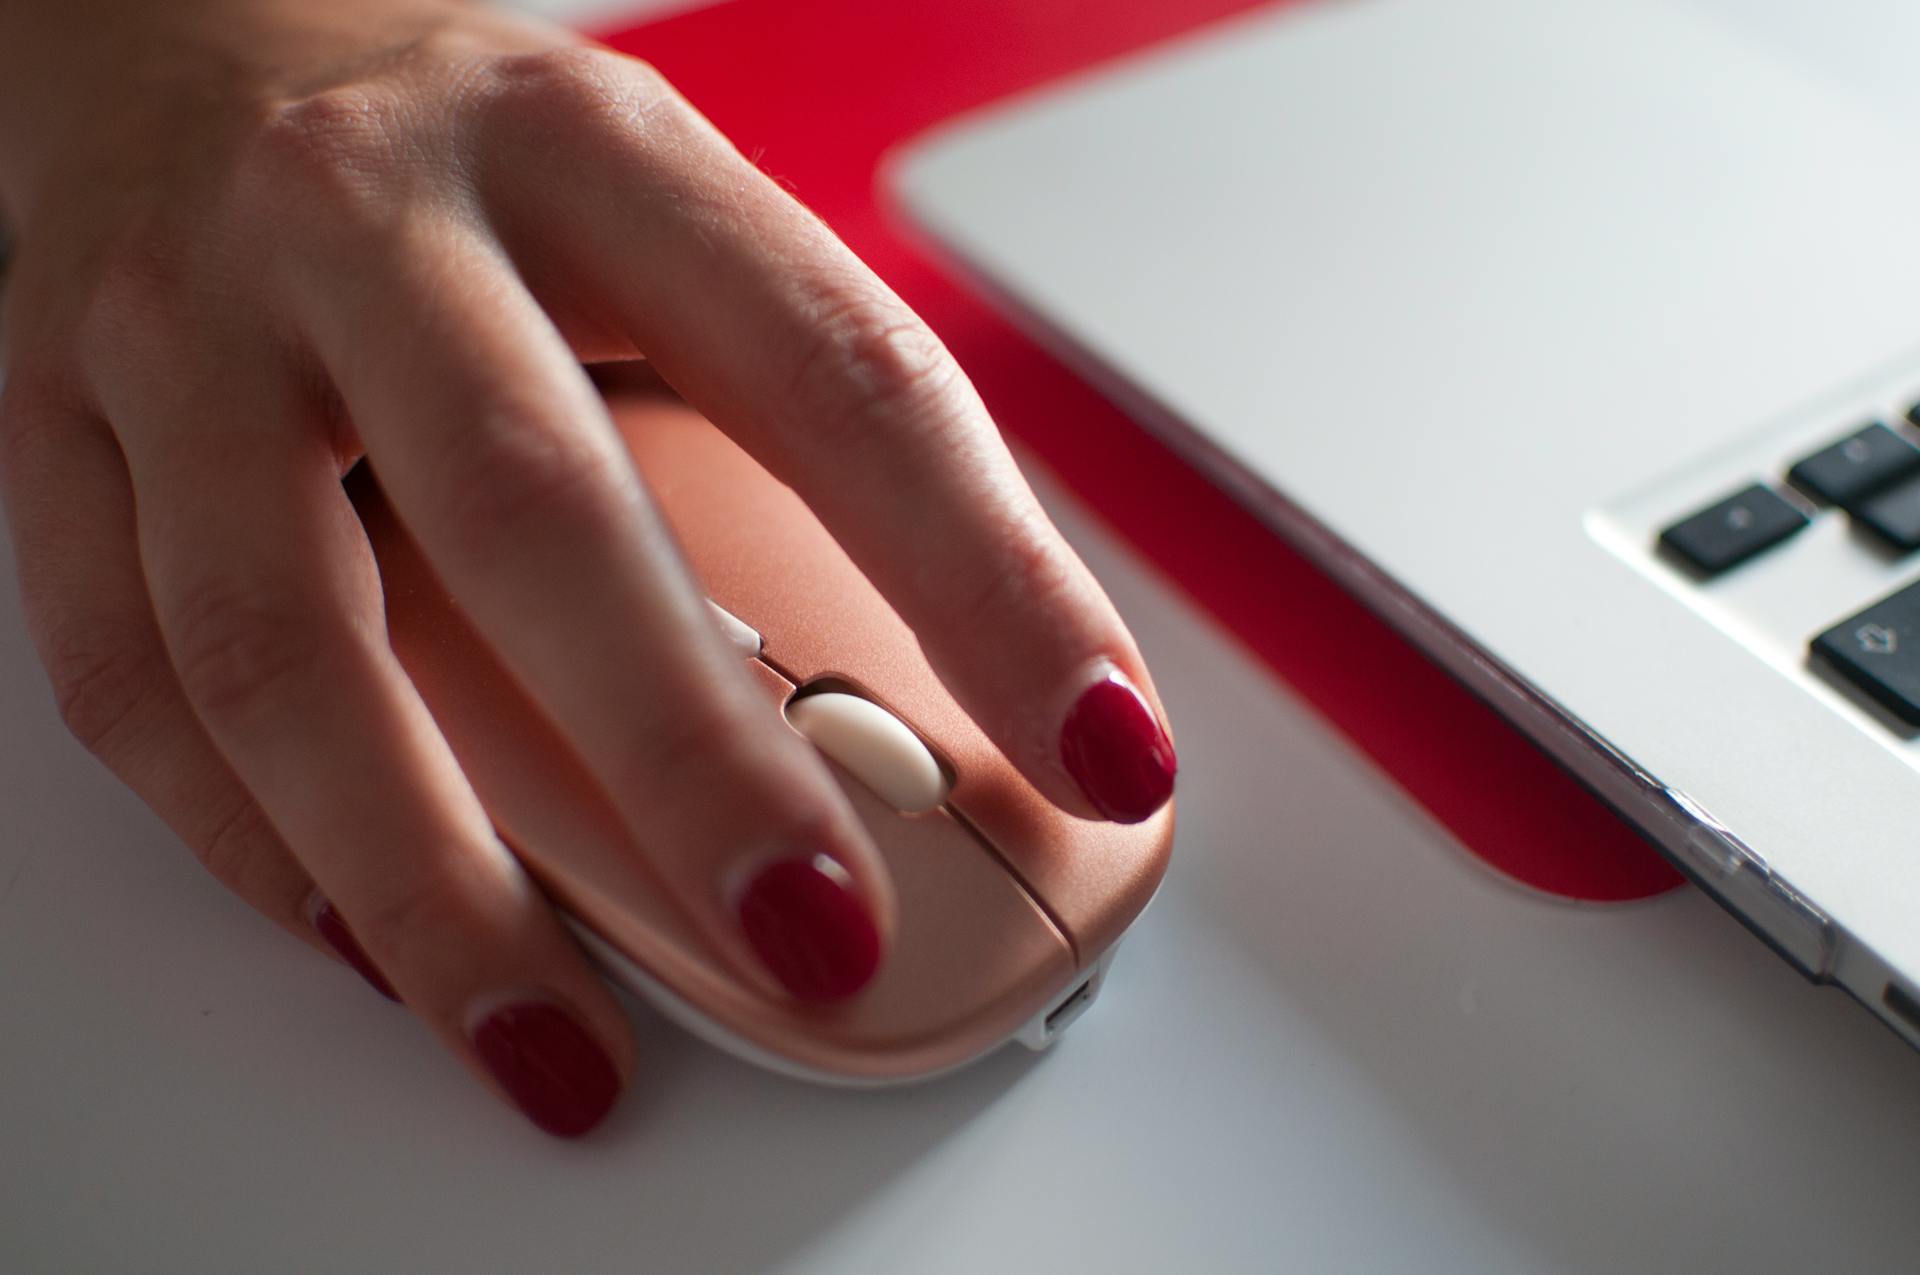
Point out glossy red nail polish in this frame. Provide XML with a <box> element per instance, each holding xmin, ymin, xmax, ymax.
<box><xmin>313</xmin><ymin>901</ymin><xmax>400</xmax><ymax>1003</ymax></box>
<box><xmin>1060</xmin><ymin>671</ymin><xmax>1178</xmax><ymax>824</ymax></box>
<box><xmin>737</xmin><ymin>856</ymin><xmax>883</xmax><ymax>1003</ymax></box>
<box><xmin>472</xmin><ymin>1002</ymin><xmax>622</xmax><ymax>1139</ymax></box>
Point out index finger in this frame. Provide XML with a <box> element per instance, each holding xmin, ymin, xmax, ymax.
<box><xmin>485</xmin><ymin>49</ymin><xmax>1177</xmax><ymax>824</ymax></box>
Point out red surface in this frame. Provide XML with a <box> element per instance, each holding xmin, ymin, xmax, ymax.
<box><xmin>596</xmin><ymin>1</ymin><xmax>1684</xmax><ymax>902</ymax></box>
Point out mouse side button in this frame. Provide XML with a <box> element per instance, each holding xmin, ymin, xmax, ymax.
<box><xmin>707</xmin><ymin>600</ymin><xmax>763</xmax><ymax>658</ymax></box>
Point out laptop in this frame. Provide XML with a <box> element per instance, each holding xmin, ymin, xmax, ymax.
<box><xmin>892</xmin><ymin>0</ymin><xmax>1920</xmax><ymax>1046</ymax></box>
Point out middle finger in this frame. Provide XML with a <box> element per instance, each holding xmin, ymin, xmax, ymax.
<box><xmin>299</xmin><ymin>221</ymin><xmax>892</xmax><ymax>1003</ymax></box>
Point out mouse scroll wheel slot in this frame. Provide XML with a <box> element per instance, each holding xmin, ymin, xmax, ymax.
<box><xmin>784</xmin><ymin>691</ymin><xmax>951</xmax><ymax>814</ymax></box>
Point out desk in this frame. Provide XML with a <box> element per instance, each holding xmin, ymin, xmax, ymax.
<box><xmin>8</xmin><ymin>2</ymin><xmax>1920</xmax><ymax>1270</ymax></box>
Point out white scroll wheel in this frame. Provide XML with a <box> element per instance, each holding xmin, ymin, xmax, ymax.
<box><xmin>784</xmin><ymin>692</ymin><xmax>951</xmax><ymax>814</ymax></box>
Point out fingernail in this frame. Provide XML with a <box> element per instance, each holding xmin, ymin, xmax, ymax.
<box><xmin>312</xmin><ymin>900</ymin><xmax>400</xmax><ymax>1003</ymax></box>
<box><xmin>471</xmin><ymin>1001</ymin><xmax>622</xmax><ymax>1139</ymax></box>
<box><xmin>736</xmin><ymin>854</ymin><xmax>882</xmax><ymax>1003</ymax></box>
<box><xmin>1059</xmin><ymin>668</ymin><xmax>1178</xmax><ymax>824</ymax></box>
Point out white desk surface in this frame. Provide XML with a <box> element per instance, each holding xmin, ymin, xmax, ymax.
<box><xmin>10</xmin><ymin>2</ymin><xmax>1920</xmax><ymax>1272</ymax></box>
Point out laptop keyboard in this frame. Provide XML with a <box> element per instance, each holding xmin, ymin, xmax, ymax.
<box><xmin>1658</xmin><ymin>483</ymin><xmax>1807</xmax><ymax>573</ymax></box>
<box><xmin>1855</xmin><ymin>477</ymin><xmax>1920</xmax><ymax>552</ymax></box>
<box><xmin>1785</xmin><ymin>421</ymin><xmax>1920</xmax><ymax>509</ymax></box>
<box><xmin>1660</xmin><ymin>408</ymin><xmax>1920</xmax><ymax>728</ymax></box>
<box><xmin>1811</xmin><ymin>581</ymin><xmax>1920</xmax><ymax>725</ymax></box>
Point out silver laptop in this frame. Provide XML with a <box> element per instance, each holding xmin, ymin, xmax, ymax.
<box><xmin>894</xmin><ymin>0</ymin><xmax>1920</xmax><ymax>1045</ymax></box>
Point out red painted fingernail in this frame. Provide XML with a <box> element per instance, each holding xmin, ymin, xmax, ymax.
<box><xmin>737</xmin><ymin>855</ymin><xmax>883</xmax><ymax>1003</ymax></box>
<box><xmin>1060</xmin><ymin>669</ymin><xmax>1178</xmax><ymax>824</ymax></box>
<box><xmin>471</xmin><ymin>1001</ymin><xmax>622</xmax><ymax>1139</ymax></box>
<box><xmin>313</xmin><ymin>900</ymin><xmax>400</xmax><ymax>1003</ymax></box>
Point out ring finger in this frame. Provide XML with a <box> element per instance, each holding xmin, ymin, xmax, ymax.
<box><xmin>102</xmin><ymin>354</ymin><xmax>636</xmax><ymax>1138</ymax></box>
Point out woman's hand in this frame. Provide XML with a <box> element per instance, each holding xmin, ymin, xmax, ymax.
<box><xmin>0</xmin><ymin>0</ymin><xmax>1176</xmax><ymax>1137</ymax></box>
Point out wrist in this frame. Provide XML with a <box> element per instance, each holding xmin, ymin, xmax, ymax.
<box><xmin>0</xmin><ymin>0</ymin><xmax>257</xmax><ymax>225</ymax></box>
<box><xmin>0</xmin><ymin>0</ymin><xmax>503</xmax><ymax>228</ymax></box>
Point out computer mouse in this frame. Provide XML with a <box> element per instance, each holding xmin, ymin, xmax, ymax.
<box><xmin>350</xmin><ymin>383</ymin><xmax>1173</xmax><ymax>1084</ymax></box>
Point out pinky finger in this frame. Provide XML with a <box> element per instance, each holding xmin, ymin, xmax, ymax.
<box><xmin>0</xmin><ymin>390</ymin><xmax>392</xmax><ymax>1000</ymax></box>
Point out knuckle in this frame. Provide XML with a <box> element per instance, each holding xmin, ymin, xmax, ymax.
<box><xmin>488</xmin><ymin>46</ymin><xmax>681</xmax><ymax>137</ymax></box>
<box><xmin>783</xmin><ymin>288</ymin><xmax>960</xmax><ymax>449</ymax></box>
<box><xmin>41</xmin><ymin>617</ymin><xmax>166</xmax><ymax>757</ymax></box>
<box><xmin>261</xmin><ymin>87</ymin><xmax>401</xmax><ymax>169</ymax></box>
<box><xmin>494</xmin><ymin>44</ymin><xmax>628</xmax><ymax>92</ymax></box>
<box><xmin>191</xmin><ymin>797</ymin><xmax>288</xmax><ymax>903</ymax></box>
<box><xmin>619</xmin><ymin>699</ymin><xmax>768</xmax><ymax>798</ymax></box>
<box><xmin>351</xmin><ymin>872</ymin><xmax>461</xmax><ymax>957</ymax></box>
<box><xmin>73</xmin><ymin>234</ymin><xmax>192</xmax><ymax>357</ymax></box>
<box><xmin>427</xmin><ymin>415</ymin><xmax>629</xmax><ymax>554</ymax></box>
<box><xmin>243</xmin><ymin>88</ymin><xmax>411</xmax><ymax>225</ymax></box>
<box><xmin>951</xmin><ymin>522</ymin><xmax>1080</xmax><ymax>644</ymax></box>
<box><xmin>165</xmin><ymin>582</ymin><xmax>329</xmax><ymax>727</ymax></box>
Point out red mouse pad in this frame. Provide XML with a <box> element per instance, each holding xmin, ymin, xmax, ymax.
<box><xmin>596</xmin><ymin>0</ymin><xmax>1683</xmax><ymax>902</ymax></box>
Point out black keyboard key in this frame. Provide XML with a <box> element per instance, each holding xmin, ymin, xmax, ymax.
<box><xmin>1659</xmin><ymin>483</ymin><xmax>1808</xmax><ymax>574</ymax></box>
<box><xmin>1856</xmin><ymin>473</ymin><xmax>1920</xmax><ymax>551</ymax></box>
<box><xmin>1787</xmin><ymin>422</ymin><xmax>1920</xmax><ymax>509</ymax></box>
<box><xmin>1813</xmin><ymin>580</ymin><xmax>1920</xmax><ymax>725</ymax></box>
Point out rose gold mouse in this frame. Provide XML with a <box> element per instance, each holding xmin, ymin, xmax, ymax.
<box><xmin>349</xmin><ymin>386</ymin><xmax>1173</xmax><ymax>1084</ymax></box>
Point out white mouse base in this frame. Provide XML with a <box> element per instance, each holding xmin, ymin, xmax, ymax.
<box><xmin>568</xmin><ymin>916</ymin><xmax>1127</xmax><ymax>1089</ymax></box>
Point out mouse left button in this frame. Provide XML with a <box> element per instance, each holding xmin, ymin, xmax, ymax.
<box><xmin>708</xmin><ymin>600</ymin><xmax>762</xmax><ymax>657</ymax></box>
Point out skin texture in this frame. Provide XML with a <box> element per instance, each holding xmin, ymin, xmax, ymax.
<box><xmin>0</xmin><ymin>0</ymin><xmax>1175</xmax><ymax>1136</ymax></box>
